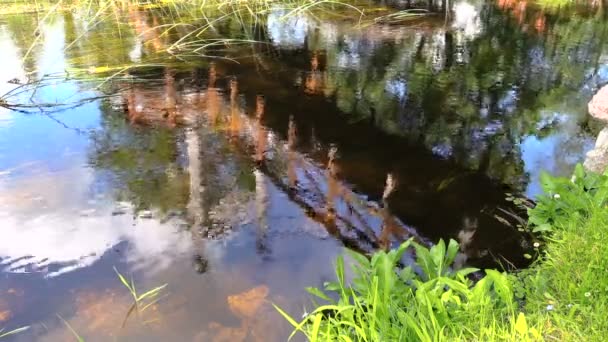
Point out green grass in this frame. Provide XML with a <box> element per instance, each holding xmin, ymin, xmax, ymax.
<box><xmin>277</xmin><ymin>164</ymin><xmax>608</xmax><ymax>341</ymax></box>
<box><xmin>114</xmin><ymin>267</ymin><xmax>168</xmax><ymax>327</ymax></box>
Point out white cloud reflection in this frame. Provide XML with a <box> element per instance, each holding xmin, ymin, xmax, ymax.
<box><xmin>0</xmin><ymin>165</ymin><xmax>193</xmax><ymax>277</ymax></box>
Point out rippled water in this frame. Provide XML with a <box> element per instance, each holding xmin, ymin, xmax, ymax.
<box><xmin>0</xmin><ymin>1</ymin><xmax>606</xmax><ymax>340</ymax></box>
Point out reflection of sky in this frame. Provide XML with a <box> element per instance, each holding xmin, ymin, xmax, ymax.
<box><xmin>0</xmin><ymin>20</ymin><xmax>100</xmax><ymax>174</ymax></box>
<box><xmin>0</xmin><ymin>19</ymin><xmax>194</xmax><ymax>278</ymax></box>
<box><xmin>0</xmin><ymin>167</ymin><xmax>193</xmax><ymax>277</ymax></box>
<box><xmin>452</xmin><ymin>1</ymin><xmax>482</xmax><ymax>39</ymax></box>
<box><xmin>266</xmin><ymin>9</ymin><xmax>310</xmax><ymax>48</ymax></box>
<box><xmin>521</xmin><ymin>129</ymin><xmax>595</xmax><ymax>198</ymax></box>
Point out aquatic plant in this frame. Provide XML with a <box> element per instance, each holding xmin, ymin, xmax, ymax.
<box><xmin>114</xmin><ymin>267</ymin><xmax>168</xmax><ymax>326</ymax></box>
<box><xmin>0</xmin><ymin>326</ymin><xmax>30</xmax><ymax>339</ymax></box>
<box><xmin>57</xmin><ymin>315</ymin><xmax>85</xmax><ymax>342</ymax></box>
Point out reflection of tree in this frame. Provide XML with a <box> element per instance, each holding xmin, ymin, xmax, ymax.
<box><xmin>89</xmin><ymin>103</ymin><xmax>190</xmax><ymax>215</ymax></box>
<box><xmin>283</xmin><ymin>1</ymin><xmax>608</xmax><ymax>189</ymax></box>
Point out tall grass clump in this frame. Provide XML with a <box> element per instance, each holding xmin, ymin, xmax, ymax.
<box><xmin>517</xmin><ymin>164</ymin><xmax>608</xmax><ymax>341</ymax></box>
<box><xmin>276</xmin><ymin>239</ymin><xmax>542</xmax><ymax>341</ymax></box>
<box><xmin>277</xmin><ymin>164</ymin><xmax>608</xmax><ymax>341</ymax></box>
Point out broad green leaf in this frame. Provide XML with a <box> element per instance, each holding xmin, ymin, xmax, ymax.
<box><xmin>310</xmin><ymin>312</ymin><xmax>323</xmax><ymax>339</ymax></box>
<box><xmin>514</xmin><ymin>312</ymin><xmax>528</xmax><ymax>336</ymax></box>
<box><xmin>137</xmin><ymin>284</ymin><xmax>167</xmax><ymax>302</ymax></box>
<box><xmin>345</xmin><ymin>248</ymin><xmax>369</xmax><ymax>268</ymax></box>
<box><xmin>306</xmin><ymin>287</ymin><xmax>332</xmax><ymax>302</ymax></box>
<box><xmin>445</xmin><ymin>239</ymin><xmax>459</xmax><ymax>266</ymax></box>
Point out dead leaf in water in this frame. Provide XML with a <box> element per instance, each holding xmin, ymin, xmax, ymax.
<box><xmin>0</xmin><ymin>310</ymin><xmax>11</xmax><ymax>322</ymax></box>
<box><xmin>7</xmin><ymin>288</ymin><xmax>24</xmax><ymax>296</ymax></box>
<box><xmin>73</xmin><ymin>289</ymin><xmax>163</xmax><ymax>335</ymax></box>
<box><xmin>227</xmin><ymin>285</ymin><xmax>269</xmax><ymax>319</ymax></box>
<box><xmin>202</xmin><ymin>322</ymin><xmax>247</xmax><ymax>342</ymax></box>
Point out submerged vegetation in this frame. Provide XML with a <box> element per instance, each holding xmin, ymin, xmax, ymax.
<box><xmin>277</xmin><ymin>165</ymin><xmax>608</xmax><ymax>341</ymax></box>
<box><xmin>0</xmin><ymin>326</ymin><xmax>30</xmax><ymax>339</ymax></box>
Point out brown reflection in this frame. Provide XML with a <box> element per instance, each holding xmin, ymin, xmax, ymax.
<box><xmin>116</xmin><ymin>66</ymin><xmax>428</xmax><ymax>256</ymax></box>
<box><xmin>255</xmin><ymin>168</ymin><xmax>269</xmax><ymax>254</ymax></box>
<box><xmin>304</xmin><ymin>52</ymin><xmax>324</xmax><ymax>95</ymax></box>
<box><xmin>207</xmin><ymin>64</ymin><xmax>220</xmax><ymax>125</ymax></box>
<box><xmin>165</xmin><ymin>69</ymin><xmax>177</xmax><ymax>126</ymax></box>
<box><xmin>287</xmin><ymin>116</ymin><xmax>298</xmax><ymax>188</ymax></box>
<box><xmin>255</xmin><ymin>95</ymin><xmax>266</xmax><ymax>163</ymax></box>
<box><xmin>229</xmin><ymin>78</ymin><xmax>241</xmax><ymax>138</ymax></box>
<box><xmin>325</xmin><ymin>147</ymin><xmax>339</xmax><ymax>234</ymax></box>
<box><xmin>127</xmin><ymin>8</ymin><xmax>166</xmax><ymax>53</ymax></box>
<box><xmin>378</xmin><ymin>173</ymin><xmax>407</xmax><ymax>250</ymax></box>
<box><xmin>126</xmin><ymin>86</ymin><xmax>144</xmax><ymax>124</ymax></box>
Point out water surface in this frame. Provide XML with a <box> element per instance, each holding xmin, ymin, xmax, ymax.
<box><xmin>0</xmin><ymin>1</ymin><xmax>607</xmax><ymax>340</ymax></box>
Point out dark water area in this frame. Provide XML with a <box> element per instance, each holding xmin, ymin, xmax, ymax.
<box><xmin>0</xmin><ymin>1</ymin><xmax>607</xmax><ymax>340</ymax></box>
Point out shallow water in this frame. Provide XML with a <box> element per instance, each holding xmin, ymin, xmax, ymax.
<box><xmin>0</xmin><ymin>1</ymin><xmax>607</xmax><ymax>340</ymax></box>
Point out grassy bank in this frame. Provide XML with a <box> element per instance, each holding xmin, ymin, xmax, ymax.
<box><xmin>277</xmin><ymin>164</ymin><xmax>608</xmax><ymax>341</ymax></box>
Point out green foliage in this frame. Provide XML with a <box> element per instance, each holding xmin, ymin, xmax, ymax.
<box><xmin>278</xmin><ymin>164</ymin><xmax>608</xmax><ymax>341</ymax></box>
<box><xmin>528</xmin><ymin>164</ymin><xmax>608</xmax><ymax>233</ymax></box>
<box><xmin>276</xmin><ymin>239</ymin><xmax>538</xmax><ymax>341</ymax></box>
<box><xmin>114</xmin><ymin>267</ymin><xmax>168</xmax><ymax>327</ymax></box>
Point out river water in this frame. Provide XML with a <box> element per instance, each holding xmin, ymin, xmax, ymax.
<box><xmin>0</xmin><ymin>1</ymin><xmax>606</xmax><ymax>341</ymax></box>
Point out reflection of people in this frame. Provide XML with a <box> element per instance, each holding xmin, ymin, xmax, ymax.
<box><xmin>378</xmin><ymin>173</ymin><xmax>407</xmax><ymax>250</ymax></box>
<box><xmin>287</xmin><ymin>116</ymin><xmax>298</xmax><ymax>188</ymax></box>
<box><xmin>304</xmin><ymin>52</ymin><xmax>323</xmax><ymax>94</ymax></box>
<box><xmin>207</xmin><ymin>64</ymin><xmax>220</xmax><ymax>124</ymax></box>
<box><xmin>325</xmin><ymin>147</ymin><xmax>339</xmax><ymax>233</ymax></box>
<box><xmin>229</xmin><ymin>78</ymin><xmax>241</xmax><ymax>137</ymax></box>
<box><xmin>453</xmin><ymin>216</ymin><xmax>478</xmax><ymax>269</ymax></box>
<box><xmin>165</xmin><ymin>69</ymin><xmax>177</xmax><ymax>125</ymax></box>
<box><xmin>255</xmin><ymin>95</ymin><xmax>267</xmax><ymax>164</ymax></box>
<box><xmin>254</xmin><ymin>168</ymin><xmax>270</xmax><ymax>255</ymax></box>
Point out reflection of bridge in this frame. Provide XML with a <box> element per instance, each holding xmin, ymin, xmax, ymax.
<box><xmin>121</xmin><ymin>65</ymin><xmax>426</xmax><ymax>256</ymax></box>
<box><xmin>119</xmin><ymin>61</ymin><xmax>531</xmax><ymax>268</ymax></box>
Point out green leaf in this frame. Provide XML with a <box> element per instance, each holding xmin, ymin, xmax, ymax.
<box><xmin>57</xmin><ymin>315</ymin><xmax>84</xmax><ymax>342</ymax></box>
<box><xmin>539</xmin><ymin>171</ymin><xmax>556</xmax><ymax>192</ymax></box>
<box><xmin>445</xmin><ymin>239</ymin><xmax>460</xmax><ymax>266</ymax></box>
<box><xmin>574</xmin><ymin>163</ymin><xmax>585</xmax><ymax>184</ymax></box>
<box><xmin>532</xmin><ymin>223</ymin><xmax>552</xmax><ymax>233</ymax></box>
<box><xmin>310</xmin><ymin>312</ymin><xmax>323</xmax><ymax>339</ymax></box>
<box><xmin>514</xmin><ymin>312</ymin><xmax>528</xmax><ymax>336</ymax></box>
<box><xmin>324</xmin><ymin>281</ymin><xmax>341</xmax><ymax>292</ymax></box>
<box><xmin>306</xmin><ymin>287</ymin><xmax>332</xmax><ymax>302</ymax></box>
<box><xmin>455</xmin><ymin>267</ymin><xmax>479</xmax><ymax>277</ymax></box>
<box><xmin>429</xmin><ymin>239</ymin><xmax>446</xmax><ymax>272</ymax></box>
<box><xmin>373</xmin><ymin>252</ymin><xmax>395</xmax><ymax>302</ymax></box>
<box><xmin>137</xmin><ymin>284</ymin><xmax>167</xmax><ymax>302</ymax></box>
<box><xmin>345</xmin><ymin>248</ymin><xmax>369</xmax><ymax>268</ymax></box>
<box><xmin>414</xmin><ymin>243</ymin><xmax>435</xmax><ymax>280</ymax></box>
<box><xmin>393</xmin><ymin>237</ymin><xmax>414</xmax><ymax>262</ymax></box>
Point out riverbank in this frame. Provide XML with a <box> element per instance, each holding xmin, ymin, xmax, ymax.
<box><xmin>277</xmin><ymin>165</ymin><xmax>608</xmax><ymax>341</ymax></box>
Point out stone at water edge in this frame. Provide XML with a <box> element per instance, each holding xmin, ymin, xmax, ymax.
<box><xmin>585</xmin><ymin>127</ymin><xmax>608</xmax><ymax>173</ymax></box>
<box><xmin>589</xmin><ymin>85</ymin><xmax>608</xmax><ymax>122</ymax></box>
<box><xmin>584</xmin><ymin>86</ymin><xmax>608</xmax><ymax>173</ymax></box>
